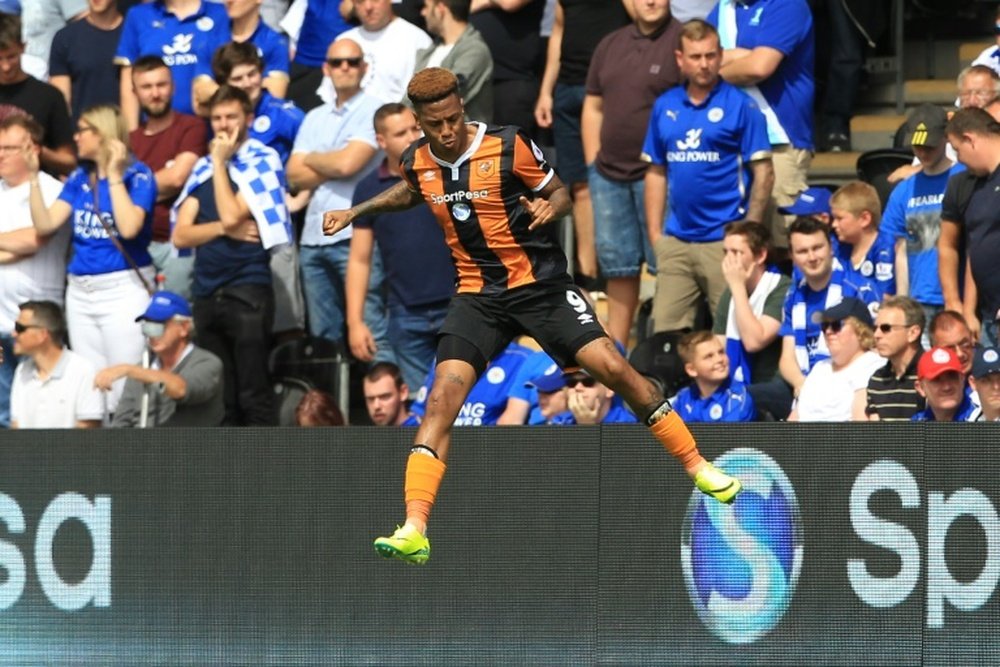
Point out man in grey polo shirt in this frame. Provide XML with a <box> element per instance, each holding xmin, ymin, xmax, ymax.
<box><xmin>97</xmin><ymin>291</ymin><xmax>225</xmax><ymax>428</ymax></box>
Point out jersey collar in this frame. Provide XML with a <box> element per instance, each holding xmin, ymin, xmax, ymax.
<box><xmin>427</xmin><ymin>121</ymin><xmax>487</xmax><ymax>170</ymax></box>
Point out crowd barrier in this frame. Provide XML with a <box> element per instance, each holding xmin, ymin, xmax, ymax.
<box><xmin>0</xmin><ymin>424</ymin><xmax>997</xmax><ymax>666</ymax></box>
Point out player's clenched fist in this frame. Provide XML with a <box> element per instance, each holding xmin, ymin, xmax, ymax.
<box><xmin>323</xmin><ymin>209</ymin><xmax>354</xmax><ymax>236</ymax></box>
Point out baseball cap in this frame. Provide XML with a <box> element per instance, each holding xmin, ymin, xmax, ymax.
<box><xmin>904</xmin><ymin>104</ymin><xmax>948</xmax><ymax>148</ymax></box>
<box><xmin>778</xmin><ymin>187</ymin><xmax>831</xmax><ymax>216</ymax></box>
<box><xmin>525</xmin><ymin>363</ymin><xmax>566</xmax><ymax>393</ymax></box>
<box><xmin>918</xmin><ymin>346</ymin><xmax>965</xmax><ymax>380</ymax></box>
<box><xmin>136</xmin><ymin>291</ymin><xmax>192</xmax><ymax>322</ymax></box>
<box><xmin>972</xmin><ymin>346</ymin><xmax>1000</xmax><ymax>379</ymax></box>
<box><xmin>817</xmin><ymin>297</ymin><xmax>874</xmax><ymax>328</ymax></box>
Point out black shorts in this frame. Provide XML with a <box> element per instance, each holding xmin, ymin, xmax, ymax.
<box><xmin>438</xmin><ymin>279</ymin><xmax>608</xmax><ymax>368</ymax></box>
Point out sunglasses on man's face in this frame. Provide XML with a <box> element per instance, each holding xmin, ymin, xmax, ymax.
<box><xmin>564</xmin><ymin>375</ymin><xmax>597</xmax><ymax>388</ymax></box>
<box><xmin>13</xmin><ymin>322</ymin><xmax>41</xmax><ymax>334</ymax></box>
<box><xmin>326</xmin><ymin>57</ymin><xmax>363</xmax><ymax>68</ymax></box>
<box><xmin>875</xmin><ymin>323</ymin><xmax>908</xmax><ymax>334</ymax></box>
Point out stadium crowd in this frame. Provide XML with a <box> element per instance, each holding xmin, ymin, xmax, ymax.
<box><xmin>2</xmin><ymin>0</ymin><xmax>999</xmax><ymax>428</ymax></box>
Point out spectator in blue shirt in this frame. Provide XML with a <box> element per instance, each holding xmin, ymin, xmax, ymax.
<box><xmin>115</xmin><ymin>0</ymin><xmax>231</xmax><ymax>129</ymax></box>
<box><xmin>210</xmin><ymin>41</ymin><xmax>304</xmax><ymax>165</ymax></box>
<box><xmin>641</xmin><ymin>18</ymin><xmax>773</xmax><ymax>334</ymax></box>
<box><xmin>559</xmin><ymin>369</ymin><xmax>638</xmax><ymax>425</ymax></box>
<box><xmin>410</xmin><ymin>342</ymin><xmax>532</xmax><ymax>426</ymax></box>
<box><xmin>708</xmin><ymin>0</ymin><xmax>814</xmax><ymax>256</ymax></box>
<box><xmin>522</xmin><ymin>362</ymin><xmax>572</xmax><ymax>425</ymax></box>
<box><xmin>912</xmin><ymin>346</ymin><xmax>977</xmax><ymax>422</ymax></box>
<box><xmin>191</xmin><ymin>0</ymin><xmax>290</xmax><ymax>111</ymax></box>
<box><xmin>778</xmin><ymin>216</ymin><xmax>879</xmax><ymax>402</ymax></box>
<box><xmin>882</xmin><ymin>104</ymin><xmax>962</xmax><ymax>335</ymax></box>
<box><xmin>27</xmin><ymin>104</ymin><xmax>157</xmax><ymax>414</ymax></box>
<box><xmin>673</xmin><ymin>330</ymin><xmax>755</xmax><ymax>422</ymax></box>
<box><xmin>830</xmin><ymin>181</ymin><xmax>897</xmax><ymax>300</ymax></box>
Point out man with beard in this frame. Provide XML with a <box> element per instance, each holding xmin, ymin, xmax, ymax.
<box><xmin>129</xmin><ymin>56</ymin><xmax>208</xmax><ymax>299</ymax></box>
<box><xmin>172</xmin><ymin>85</ymin><xmax>291</xmax><ymax>426</ymax></box>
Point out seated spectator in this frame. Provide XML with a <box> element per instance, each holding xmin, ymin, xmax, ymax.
<box><xmin>912</xmin><ymin>346</ymin><xmax>976</xmax><ymax>422</ymax></box>
<box><xmin>970</xmin><ymin>346</ymin><xmax>1000</xmax><ymax>422</ymax></box>
<box><xmin>830</xmin><ymin>181</ymin><xmax>896</xmax><ymax>299</ymax></box>
<box><xmin>928</xmin><ymin>310</ymin><xmax>974</xmax><ymax>376</ymax></box>
<box><xmin>10</xmin><ymin>300</ymin><xmax>104</xmax><ymax>428</ymax></box>
<box><xmin>296</xmin><ymin>389</ymin><xmax>346</xmax><ymax>426</ymax></box>
<box><xmin>714</xmin><ymin>221</ymin><xmax>790</xmax><ymax>386</ymax></box>
<box><xmin>498</xmin><ymin>348</ymin><xmax>558</xmax><ymax>425</ymax></box>
<box><xmin>100</xmin><ymin>291</ymin><xmax>225</xmax><ymax>428</ymax></box>
<box><xmin>363</xmin><ymin>361</ymin><xmax>415</xmax><ymax>426</ymax></box>
<box><xmin>777</xmin><ymin>217</ymin><xmax>879</xmax><ymax>415</ymax></box>
<box><xmin>523</xmin><ymin>364</ymin><xmax>571</xmax><ymax>425</ymax></box>
<box><xmin>788</xmin><ymin>297</ymin><xmax>884</xmax><ymax>422</ymax></box>
<box><xmin>560</xmin><ymin>369</ymin><xmax>638</xmax><ymax>425</ymax></box>
<box><xmin>778</xmin><ymin>186</ymin><xmax>831</xmax><ymax>225</ymax></box>
<box><xmin>409</xmin><ymin>341</ymin><xmax>532</xmax><ymax>426</ymax></box>
<box><xmin>865</xmin><ymin>295</ymin><xmax>926</xmax><ymax>421</ymax></box>
<box><xmin>673</xmin><ymin>330</ymin><xmax>755</xmax><ymax>423</ymax></box>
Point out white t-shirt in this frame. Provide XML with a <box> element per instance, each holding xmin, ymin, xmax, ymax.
<box><xmin>322</xmin><ymin>18</ymin><xmax>433</xmax><ymax>105</ymax></box>
<box><xmin>11</xmin><ymin>349</ymin><xmax>105</xmax><ymax>428</ymax></box>
<box><xmin>0</xmin><ymin>172</ymin><xmax>68</xmax><ymax>331</ymax></box>
<box><xmin>796</xmin><ymin>350</ymin><xmax>884</xmax><ymax>422</ymax></box>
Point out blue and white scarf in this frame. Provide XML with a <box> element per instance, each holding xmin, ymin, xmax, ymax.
<box><xmin>790</xmin><ymin>258</ymin><xmax>850</xmax><ymax>374</ymax></box>
<box><xmin>717</xmin><ymin>0</ymin><xmax>790</xmax><ymax>145</ymax></box>
<box><xmin>726</xmin><ymin>266</ymin><xmax>784</xmax><ymax>384</ymax></box>
<box><xmin>170</xmin><ymin>138</ymin><xmax>291</xmax><ymax>254</ymax></box>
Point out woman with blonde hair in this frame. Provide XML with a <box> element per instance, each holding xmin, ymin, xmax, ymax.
<box><xmin>27</xmin><ymin>104</ymin><xmax>157</xmax><ymax>414</ymax></box>
<box><xmin>789</xmin><ymin>297</ymin><xmax>885</xmax><ymax>422</ymax></box>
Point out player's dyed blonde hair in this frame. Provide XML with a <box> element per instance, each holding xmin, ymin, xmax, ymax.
<box><xmin>407</xmin><ymin>68</ymin><xmax>459</xmax><ymax>109</ymax></box>
<box><xmin>830</xmin><ymin>181</ymin><xmax>882</xmax><ymax>228</ymax></box>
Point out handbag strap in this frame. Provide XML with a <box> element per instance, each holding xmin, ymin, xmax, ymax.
<box><xmin>90</xmin><ymin>172</ymin><xmax>155</xmax><ymax>296</ymax></box>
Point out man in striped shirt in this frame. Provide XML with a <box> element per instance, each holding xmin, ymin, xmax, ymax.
<box><xmin>865</xmin><ymin>295</ymin><xmax>926</xmax><ymax>421</ymax></box>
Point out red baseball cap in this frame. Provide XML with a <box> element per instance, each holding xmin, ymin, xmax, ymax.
<box><xmin>917</xmin><ymin>346</ymin><xmax>964</xmax><ymax>380</ymax></box>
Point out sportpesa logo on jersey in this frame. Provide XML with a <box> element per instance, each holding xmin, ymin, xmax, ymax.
<box><xmin>429</xmin><ymin>190</ymin><xmax>489</xmax><ymax>206</ymax></box>
<box><xmin>680</xmin><ymin>448</ymin><xmax>803</xmax><ymax>644</ymax></box>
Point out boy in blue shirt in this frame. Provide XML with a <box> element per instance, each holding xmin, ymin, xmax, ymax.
<box><xmin>881</xmin><ymin>104</ymin><xmax>962</xmax><ymax>330</ymax></box>
<box><xmin>830</xmin><ymin>181</ymin><xmax>897</xmax><ymax>299</ymax></box>
<box><xmin>673</xmin><ymin>330</ymin><xmax>756</xmax><ymax>422</ymax></box>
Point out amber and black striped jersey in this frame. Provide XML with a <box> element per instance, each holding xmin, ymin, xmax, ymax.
<box><xmin>399</xmin><ymin>122</ymin><xmax>568</xmax><ymax>296</ymax></box>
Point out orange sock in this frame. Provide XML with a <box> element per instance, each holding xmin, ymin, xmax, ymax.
<box><xmin>649</xmin><ymin>410</ymin><xmax>705</xmax><ymax>476</ymax></box>
<box><xmin>404</xmin><ymin>452</ymin><xmax>447</xmax><ymax>529</ymax></box>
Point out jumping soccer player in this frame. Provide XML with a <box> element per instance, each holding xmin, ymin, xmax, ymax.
<box><xmin>323</xmin><ymin>68</ymin><xmax>742</xmax><ymax>566</ymax></box>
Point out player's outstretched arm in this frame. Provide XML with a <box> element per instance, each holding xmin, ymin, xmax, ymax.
<box><xmin>322</xmin><ymin>181</ymin><xmax>423</xmax><ymax>236</ymax></box>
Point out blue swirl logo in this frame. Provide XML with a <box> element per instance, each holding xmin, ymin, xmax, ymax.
<box><xmin>680</xmin><ymin>448</ymin><xmax>803</xmax><ymax>644</ymax></box>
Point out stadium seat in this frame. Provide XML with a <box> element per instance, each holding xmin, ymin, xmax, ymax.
<box><xmin>268</xmin><ymin>336</ymin><xmax>349</xmax><ymax>419</ymax></box>
<box><xmin>272</xmin><ymin>376</ymin><xmax>313</xmax><ymax>426</ymax></box>
<box><xmin>628</xmin><ymin>330</ymin><xmax>692</xmax><ymax>399</ymax></box>
<box><xmin>856</xmin><ymin>148</ymin><xmax>915</xmax><ymax>209</ymax></box>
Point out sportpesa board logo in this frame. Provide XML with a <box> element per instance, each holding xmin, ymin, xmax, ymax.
<box><xmin>680</xmin><ymin>448</ymin><xmax>803</xmax><ymax>644</ymax></box>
